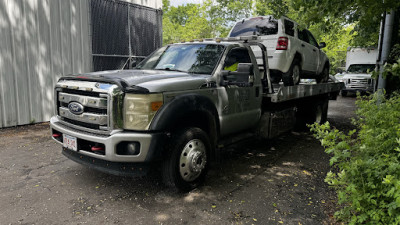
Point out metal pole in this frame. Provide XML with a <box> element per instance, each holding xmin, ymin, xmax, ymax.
<box><xmin>377</xmin><ymin>9</ymin><xmax>396</xmax><ymax>92</ymax></box>
<box><xmin>127</xmin><ymin>5</ymin><xmax>132</xmax><ymax>69</ymax></box>
<box><xmin>375</xmin><ymin>11</ymin><xmax>386</xmax><ymax>92</ymax></box>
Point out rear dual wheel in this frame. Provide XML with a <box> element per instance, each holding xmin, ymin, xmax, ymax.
<box><xmin>161</xmin><ymin>127</ymin><xmax>210</xmax><ymax>192</ymax></box>
<box><xmin>295</xmin><ymin>99</ymin><xmax>329</xmax><ymax>129</ymax></box>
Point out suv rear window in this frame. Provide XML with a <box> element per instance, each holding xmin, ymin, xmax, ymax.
<box><xmin>229</xmin><ymin>17</ymin><xmax>278</xmax><ymax>37</ymax></box>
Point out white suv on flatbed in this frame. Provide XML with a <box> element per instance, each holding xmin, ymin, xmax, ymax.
<box><xmin>228</xmin><ymin>16</ymin><xmax>330</xmax><ymax>86</ymax></box>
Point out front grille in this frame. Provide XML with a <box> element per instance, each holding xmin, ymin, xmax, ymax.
<box><xmin>60</xmin><ymin>102</ymin><xmax>107</xmax><ymax>114</ymax></box>
<box><xmin>347</xmin><ymin>78</ymin><xmax>372</xmax><ymax>89</ymax></box>
<box><xmin>61</xmin><ymin>88</ymin><xmax>102</xmax><ymax>97</ymax></box>
<box><xmin>63</xmin><ymin>118</ymin><xmax>101</xmax><ymax>130</ymax></box>
<box><xmin>348</xmin><ymin>78</ymin><xmax>369</xmax><ymax>84</ymax></box>
<box><xmin>57</xmin><ymin>87</ymin><xmax>110</xmax><ymax>133</ymax></box>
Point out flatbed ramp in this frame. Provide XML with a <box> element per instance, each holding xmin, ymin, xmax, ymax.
<box><xmin>265</xmin><ymin>82</ymin><xmax>344</xmax><ymax>102</ymax></box>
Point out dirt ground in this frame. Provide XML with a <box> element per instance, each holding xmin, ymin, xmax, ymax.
<box><xmin>0</xmin><ymin>96</ymin><xmax>357</xmax><ymax>225</ymax></box>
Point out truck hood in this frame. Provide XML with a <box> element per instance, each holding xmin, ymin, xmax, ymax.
<box><xmin>60</xmin><ymin>69</ymin><xmax>211</xmax><ymax>93</ymax></box>
<box><xmin>342</xmin><ymin>73</ymin><xmax>371</xmax><ymax>79</ymax></box>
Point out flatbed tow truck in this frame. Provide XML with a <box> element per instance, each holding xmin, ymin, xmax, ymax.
<box><xmin>50</xmin><ymin>36</ymin><xmax>344</xmax><ymax>191</ymax></box>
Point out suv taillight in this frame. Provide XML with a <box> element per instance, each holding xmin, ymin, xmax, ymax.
<box><xmin>276</xmin><ymin>37</ymin><xmax>288</xmax><ymax>50</ymax></box>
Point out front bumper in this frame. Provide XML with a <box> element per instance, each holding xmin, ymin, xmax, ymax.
<box><xmin>343</xmin><ymin>85</ymin><xmax>373</xmax><ymax>93</ymax></box>
<box><xmin>50</xmin><ymin>116</ymin><xmax>167</xmax><ymax>164</ymax></box>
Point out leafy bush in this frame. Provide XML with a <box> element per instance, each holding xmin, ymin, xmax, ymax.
<box><xmin>388</xmin><ymin>44</ymin><xmax>400</xmax><ymax>64</ymax></box>
<box><xmin>310</xmin><ymin>93</ymin><xmax>400</xmax><ymax>224</ymax></box>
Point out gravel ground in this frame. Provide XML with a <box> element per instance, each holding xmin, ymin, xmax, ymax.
<box><xmin>0</xmin><ymin>96</ymin><xmax>357</xmax><ymax>225</ymax></box>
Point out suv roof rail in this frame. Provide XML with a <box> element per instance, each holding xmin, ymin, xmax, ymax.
<box><xmin>176</xmin><ymin>35</ymin><xmax>261</xmax><ymax>44</ymax></box>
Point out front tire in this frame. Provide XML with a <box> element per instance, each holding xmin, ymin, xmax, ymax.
<box><xmin>162</xmin><ymin>127</ymin><xmax>210</xmax><ymax>192</ymax></box>
<box><xmin>283</xmin><ymin>59</ymin><xmax>301</xmax><ymax>86</ymax></box>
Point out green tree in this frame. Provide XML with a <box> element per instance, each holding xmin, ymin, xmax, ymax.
<box><xmin>162</xmin><ymin>1</ymin><xmax>212</xmax><ymax>44</ymax></box>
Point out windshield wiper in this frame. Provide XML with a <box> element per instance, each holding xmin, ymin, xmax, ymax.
<box><xmin>155</xmin><ymin>68</ymin><xmax>187</xmax><ymax>73</ymax></box>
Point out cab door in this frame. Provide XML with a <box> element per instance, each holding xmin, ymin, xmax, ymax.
<box><xmin>217</xmin><ymin>47</ymin><xmax>262</xmax><ymax>136</ymax></box>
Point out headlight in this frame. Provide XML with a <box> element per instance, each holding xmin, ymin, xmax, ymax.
<box><xmin>123</xmin><ymin>93</ymin><xmax>163</xmax><ymax>130</ymax></box>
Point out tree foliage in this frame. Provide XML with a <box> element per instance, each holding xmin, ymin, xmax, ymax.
<box><xmin>162</xmin><ymin>0</ymin><xmax>253</xmax><ymax>44</ymax></box>
<box><xmin>162</xmin><ymin>0</ymin><xmax>399</xmax><ymax>72</ymax></box>
<box><xmin>257</xmin><ymin>0</ymin><xmax>400</xmax><ymax>46</ymax></box>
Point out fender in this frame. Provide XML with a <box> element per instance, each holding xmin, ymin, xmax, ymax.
<box><xmin>149</xmin><ymin>94</ymin><xmax>220</xmax><ymax>136</ymax></box>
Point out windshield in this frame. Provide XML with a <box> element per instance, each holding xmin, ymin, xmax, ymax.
<box><xmin>136</xmin><ymin>44</ymin><xmax>225</xmax><ymax>75</ymax></box>
<box><xmin>229</xmin><ymin>17</ymin><xmax>278</xmax><ymax>37</ymax></box>
<box><xmin>347</xmin><ymin>64</ymin><xmax>375</xmax><ymax>73</ymax></box>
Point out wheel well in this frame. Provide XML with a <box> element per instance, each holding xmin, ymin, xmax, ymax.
<box><xmin>324</xmin><ymin>61</ymin><xmax>330</xmax><ymax>69</ymax></box>
<box><xmin>164</xmin><ymin>111</ymin><xmax>219</xmax><ymax>161</ymax></box>
<box><xmin>170</xmin><ymin>111</ymin><xmax>218</xmax><ymax>146</ymax></box>
<box><xmin>294</xmin><ymin>52</ymin><xmax>302</xmax><ymax>66</ymax></box>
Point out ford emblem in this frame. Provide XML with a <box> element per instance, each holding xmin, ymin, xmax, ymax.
<box><xmin>68</xmin><ymin>102</ymin><xmax>84</xmax><ymax>115</ymax></box>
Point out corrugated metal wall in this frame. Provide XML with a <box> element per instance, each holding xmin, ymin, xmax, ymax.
<box><xmin>91</xmin><ymin>0</ymin><xmax>163</xmax><ymax>71</ymax></box>
<box><xmin>123</xmin><ymin>0</ymin><xmax>161</xmax><ymax>9</ymax></box>
<box><xmin>0</xmin><ymin>0</ymin><xmax>92</xmax><ymax>128</ymax></box>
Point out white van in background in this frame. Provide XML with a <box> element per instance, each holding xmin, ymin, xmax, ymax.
<box><xmin>337</xmin><ymin>47</ymin><xmax>378</xmax><ymax>96</ymax></box>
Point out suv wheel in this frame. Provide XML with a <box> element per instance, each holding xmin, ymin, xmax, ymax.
<box><xmin>161</xmin><ymin>127</ymin><xmax>210</xmax><ymax>192</ymax></box>
<box><xmin>283</xmin><ymin>59</ymin><xmax>301</xmax><ymax>86</ymax></box>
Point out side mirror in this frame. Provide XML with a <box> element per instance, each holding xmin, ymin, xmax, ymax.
<box><xmin>319</xmin><ymin>42</ymin><xmax>326</xmax><ymax>49</ymax></box>
<box><xmin>221</xmin><ymin>63</ymin><xmax>253</xmax><ymax>86</ymax></box>
<box><xmin>237</xmin><ymin>63</ymin><xmax>253</xmax><ymax>74</ymax></box>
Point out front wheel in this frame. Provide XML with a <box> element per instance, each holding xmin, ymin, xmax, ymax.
<box><xmin>161</xmin><ymin>127</ymin><xmax>210</xmax><ymax>192</ymax></box>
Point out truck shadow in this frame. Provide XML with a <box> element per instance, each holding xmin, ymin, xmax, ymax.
<box><xmin>71</xmin><ymin>130</ymin><xmax>309</xmax><ymax>196</ymax></box>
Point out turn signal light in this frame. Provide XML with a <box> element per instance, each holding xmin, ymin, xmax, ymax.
<box><xmin>151</xmin><ymin>101</ymin><xmax>163</xmax><ymax>111</ymax></box>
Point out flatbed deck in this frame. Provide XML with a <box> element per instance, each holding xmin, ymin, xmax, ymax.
<box><xmin>265</xmin><ymin>82</ymin><xmax>344</xmax><ymax>103</ymax></box>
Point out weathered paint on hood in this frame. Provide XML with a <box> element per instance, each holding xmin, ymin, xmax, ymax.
<box><xmin>61</xmin><ymin>69</ymin><xmax>211</xmax><ymax>93</ymax></box>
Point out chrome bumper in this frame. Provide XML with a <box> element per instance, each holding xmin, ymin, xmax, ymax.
<box><xmin>50</xmin><ymin>116</ymin><xmax>163</xmax><ymax>163</ymax></box>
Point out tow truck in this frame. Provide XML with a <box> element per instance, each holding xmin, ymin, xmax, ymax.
<box><xmin>50</xmin><ymin>36</ymin><xmax>343</xmax><ymax>191</ymax></box>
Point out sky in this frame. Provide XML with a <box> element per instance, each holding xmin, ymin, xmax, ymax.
<box><xmin>170</xmin><ymin>0</ymin><xmax>203</xmax><ymax>7</ymax></box>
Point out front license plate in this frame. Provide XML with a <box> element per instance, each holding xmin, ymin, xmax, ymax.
<box><xmin>63</xmin><ymin>134</ymin><xmax>77</xmax><ymax>151</ymax></box>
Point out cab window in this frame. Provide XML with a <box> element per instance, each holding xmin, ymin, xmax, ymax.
<box><xmin>223</xmin><ymin>48</ymin><xmax>252</xmax><ymax>72</ymax></box>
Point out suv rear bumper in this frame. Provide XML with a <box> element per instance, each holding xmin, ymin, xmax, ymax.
<box><xmin>50</xmin><ymin>116</ymin><xmax>167</xmax><ymax>164</ymax></box>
